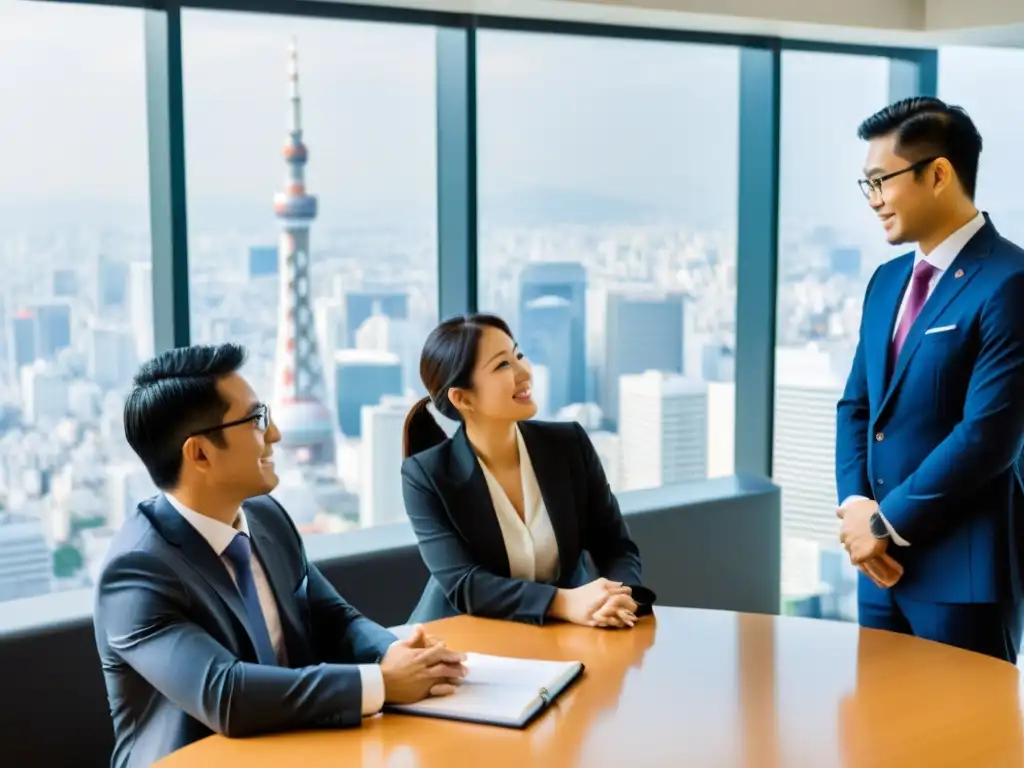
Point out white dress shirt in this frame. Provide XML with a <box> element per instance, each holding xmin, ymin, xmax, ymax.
<box><xmin>165</xmin><ymin>493</ymin><xmax>385</xmax><ymax>716</ymax></box>
<box><xmin>477</xmin><ymin>426</ymin><xmax>560</xmax><ymax>582</ymax></box>
<box><xmin>842</xmin><ymin>211</ymin><xmax>986</xmax><ymax>547</ymax></box>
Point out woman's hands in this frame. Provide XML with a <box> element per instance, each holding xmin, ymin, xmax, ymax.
<box><xmin>549</xmin><ymin>578</ymin><xmax>639</xmax><ymax>629</ymax></box>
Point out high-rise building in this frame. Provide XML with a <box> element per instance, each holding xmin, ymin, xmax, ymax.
<box><xmin>354</xmin><ymin>307</ymin><xmax>391</xmax><ymax>353</ymax></box>
<box><xmin>270</xmin><ymin>39</ymin><xmax>335</xmax><ymax>467</ymax></box>
<box><xmin>9</xmin><ymin>309</ymin><xmax>36</xmax><ymax>375</ymax></box>
<box><xmin>20</xmin><ymin>361</ymin><xmax>69</xmax><ymax>424</ymax></box>
<box><xmin>333</xmin><ymin>349</ymin><xmax>403</xmax><ymax>438</ymax></box>
<box><xmin>248</xmin><ymin>245</ymin><xmax>279</xmax><ymax>278</ymax></box>
<box><xmin>359</xmin><ymin>395</ymin><xmax>414</xmax><ymax>528</ymax></box>
<box><xmin>774</xmin><ymin>345</ymin><xmax>847</xmax><ymax>548</ymax></box>
<box><xmin>601</xmin><ymin>290</ymin><xmax>686</xmax><ymax>428</ymax></box>
<box><xmin>87</xmin><ymin>326</ymin><xmax>136</xmax><ymax>390</ymax></box>
<box><xmin>618</xmin><ymin>371</ymin><xmax>708</xmax><ymax>492</ymax></box>
<box><xmin>773</xmin><ymin>383</ymin><xmax>843</xmax><ymax>547</ymax></box>
<box><xmin>129</xmin><ymin>261</ymin><xmax>154</xmax><ymax>363</ymax></box>
<box><xmin>518</xmin><ymin>262</ymin><xmax>587</xmax><ymax>408</ymax></box>
<box><xmin>344</xmin><ymin>291</ymin><xmax>408</xmax><ymax>347</ymax></box>
<box><xmin>106</xmin><ymin>461</ymin><xmax>158</xmax><ymax>530</ymax></box>
<box><xmin>0</xmin><ymin>515</ymin><xmax>51</xmax><ymax>602</ymax></box>
<box><xmin>52</xmin><ymin>268</ymin><xmax>77</xmax><ymax>298</ymax></box>
<box><xmin>33</xmin><ymin>301</ymin><xmax>72</xmax><ymax>359</ymax></box>
<box><xmin>96</xmin><ymin>254</ymin><xmax>129</xmax><ymax>317</ymax></box>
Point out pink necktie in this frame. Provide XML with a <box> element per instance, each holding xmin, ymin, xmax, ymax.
<box><xmin>891</xmin><ymin>259</ymin><xmax>937</xmax><ymax>362</ymax></box>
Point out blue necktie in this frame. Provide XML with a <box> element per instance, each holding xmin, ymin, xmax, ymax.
<box><xmin>223</xmin><ymin>532</ymin><xmax>277</xmax><ymax>665</ymax></box>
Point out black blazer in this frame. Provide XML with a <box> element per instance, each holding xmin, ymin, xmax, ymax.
<box><xmin>400</xmin><ymin>419</ymin><xmax>654</xmax><ymax>624</ymax></box>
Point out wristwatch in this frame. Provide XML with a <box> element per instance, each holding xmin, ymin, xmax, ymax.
<box><xmin>869</xmin><ymin>511</ymin><xmax>891</xmax><ymax>540</ymax></box>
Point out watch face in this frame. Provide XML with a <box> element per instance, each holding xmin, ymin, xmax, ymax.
<box><xmin>870</xmin><ymin>514</ymin><xmax>889</xmax><ymax>538</ymax></box>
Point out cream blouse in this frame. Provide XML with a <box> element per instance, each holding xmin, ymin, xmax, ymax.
<box><xmin>476</xmin><ymin>426</ymin><xmax>560</xmax><ymax>583</ymax></box>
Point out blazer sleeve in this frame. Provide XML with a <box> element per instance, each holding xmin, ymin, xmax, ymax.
<box><xmin>572</xmin><ymin>422</ymin><xmax>647</xmax><ymax>593</ymax></box>
<box><xmin>306</xmin><ymin>563</ymin><xmax>397</xmax><ymax>663</ymax></box>
<box><xmin>95</xmin><ymin>550</ymin><xmax>369</xmax><ymax>738</ymax></box>
<box><xmin>881</xmin><ymin>271</ymin><xmax>1024</xmax><ymax>542</ymax></box>
<box><xmin>835</xmin><ymin>269</ymin><xmax>878</xmax><ymax>504</ymax></box>
<box><xmin>262</xmin><ymin>495</ymin><xmax>397</xmax><ymax>663</ymax></box>
<box><xmin>401</xmin><ymin>458</ymin><xmax>558</xmax><ymax>625</ymax></box>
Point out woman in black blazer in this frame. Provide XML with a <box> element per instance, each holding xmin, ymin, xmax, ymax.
<box><xmin>400</xmin><ymin>312</ymin><xmax>655</xmax><ymax>627</ymax></box>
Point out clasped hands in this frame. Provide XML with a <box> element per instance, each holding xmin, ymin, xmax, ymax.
<box><xmin>380</xmin><ymin>624</ymin><xmax>468</xmax><ymax>704</ymax></box>
<box><xmin>551</xmin><ymin>578</ymin><xmax>639</xmax><ymax>629</ymax></box>
<box><xmin>836</xmin><ymin>499</ymin><xmax>903</xmax><ymax>588</ymax></box>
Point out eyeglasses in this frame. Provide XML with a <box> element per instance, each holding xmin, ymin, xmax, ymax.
<box><xmin>858</xmin><ymin>157</ymin><xmax>938</xmax><ymax>200</ymax></box>
<box><xmin>190</xmin><ymin>403</ymin><xmax>271</xmax><ymax>438</ymax></box>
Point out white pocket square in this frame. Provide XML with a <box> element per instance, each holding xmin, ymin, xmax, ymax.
<box><xmin>925</xmin><ymin>324</ymin><xmax>957</xmax><ymax>335</ymax></box>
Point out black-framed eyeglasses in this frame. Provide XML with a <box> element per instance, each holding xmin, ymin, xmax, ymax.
<box><xmin>190</xmin><ymin>403</ymin><xmax>271</xmax><ymax>438</ymax></box>
<box><xmin>858</xmin><ymin>157</ymin><xmax>938</xmax><ymax>200</ymax></box>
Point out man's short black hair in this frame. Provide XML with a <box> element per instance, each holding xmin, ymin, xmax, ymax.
<box><xmin>857</xmin><ymin>96</ymin><xmax>983</xmax><ymax>199</ymax></box>
<box><xmin>124</xmin><ymin>343</ymin><xmax>247</xmax><ymax>489</ymax></box>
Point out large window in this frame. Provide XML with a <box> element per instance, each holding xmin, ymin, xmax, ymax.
<box><xmin>939</xmin><ymin>47</ymin><xmax>1024</xmax><ymax>245</ymax></box>
<box><xmin>476</xmin><ymin>31</ymin><xmax>740</xmax><ymax>494</ymax></box>
<box><xmin>0</xmin><ymin>2</ymin><xmax>152</xmax><ymax>603</ymax></box>
<box><xmin>773</xmin><ymin>51</ymin><xmax>894</xmax><ymax>620</ymax></box>
<box><xmin>182</xmin><ymin>12</ymin><xmax>438</xmax><ymax>535</ymax></box>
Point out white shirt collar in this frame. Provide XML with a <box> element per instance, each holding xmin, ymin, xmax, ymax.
<box><xmin>915</xmin><ymin>211</ymin><xmax>985</xmax><ymax>272</ymax></box>
<box><xmin>164</xmin><ymin>492</ymin><xmax>248</xmax><ymax>557</ymax></box>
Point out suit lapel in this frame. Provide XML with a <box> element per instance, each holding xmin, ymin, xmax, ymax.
<box><xmin>245</xmin><ymin>504</ymin><xmax>307</xmax><ymax>664</ymax></box>
<box><xmin>141</xmin><ymin>495</ymin><xmax>267</xmax><ymax>663</ymax></box>
<box><xmin>518</xmin><ymin>422</ymin><xmax>577</xmax><ymax>582</ymax></box>
<box><xmin>865</xmin><ymin>257</ymin><xmax>911</xmax><ymax>411</ymax></box>
<box><xmin>451</xmin><ymin>427</ymin><xmax>512</xmax><ymax>578</ymax></box>
<box><xmin>879</xmin><ymin>223</ymin><xmax>994</xmax><ymax>414</ymax></box>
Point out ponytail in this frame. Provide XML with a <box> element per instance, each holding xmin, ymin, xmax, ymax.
<box><xmin>402</xmin><ymin>396</ymin><xmax>449</xmax><ymax>458</ymax></box>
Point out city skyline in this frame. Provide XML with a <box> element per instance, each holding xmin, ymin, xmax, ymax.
<box><xmin>2</xmin><ymin>0</ymin><xmax>1023</xmax><ymax>623</ymax></box>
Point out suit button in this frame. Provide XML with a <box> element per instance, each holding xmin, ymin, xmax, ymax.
<box><xmin>875</xmin><ymin>432</ymin><xmax>884</xmax><ymax>441</ymax></box>
<box><xmin>877</xmin><ymin>478</ymin><xmax>884</xmax><ymax>485</ymax></box>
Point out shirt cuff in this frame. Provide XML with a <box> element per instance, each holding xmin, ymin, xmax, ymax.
<box><xmin>840</xmin><ymin>494</ymin><xmax>870</xmax><ymax>507</ymax></box>
<box><xmin>358</xmin><ymin>664</ymin><xmax>385</xmax><ymax>716</ymax></box>
<box><xmin>840</xmin><ymin>496</ymin><xmax>909</xmax><ymax>546</ymax></box>
<box><xmin>878</xmin><ymin>509</ymin><xmax>910</xmax><ymax>547</ymax></box>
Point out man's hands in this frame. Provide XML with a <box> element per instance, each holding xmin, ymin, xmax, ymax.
<box><xmin>838</xmin><ymin>498</ymin><xmax>888</xmax><ymax>564</ymax></box>
<box><xmin>550</xmin><ymin>578</ymin><xmax>638</xmax><ymax>629</ymax></box>
<box><xmin>380</xmin><ymin>624</ymin><xmax>467</xmax><ymax>705</ymax></box>
<box><xmin>837</xmin><ymin>499</ymin><xmax>903</xmax><ymax>588</ymax></box>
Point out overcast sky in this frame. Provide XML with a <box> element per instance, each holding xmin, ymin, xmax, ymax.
<box><xmin>0</xmin><ymin>0</ymin><xmax>1022</xmax><ymax>240</ymax></box>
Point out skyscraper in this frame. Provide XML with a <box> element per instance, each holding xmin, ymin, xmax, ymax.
<box><xmin>270</xmin><ymin>39</ymin><xmax>335</xmax><ymax>466</ymax></box>
<box><xmin>359</xmin><ymin>395</ymin><xmax>414</xmax><ymax>528</ymax></box>
<box><xmin>601</xmin><ymin>290</ymin><xmax>686</xmax><ymax>428</ymax></box>
<box><xmin>517</xmin><ymin>262</ymin><xmax>587</xmax><ymax>409</ymax></box>
<box><xmin>618</xmin><ymin>371</ymin><xmax>708</xmax><ymax>492</ymax></box>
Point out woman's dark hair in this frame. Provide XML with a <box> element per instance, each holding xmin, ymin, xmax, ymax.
<box><xmin>402</xmin><ymin>313</ymin><xmax>513</xmax><ymax>458</ymax></box>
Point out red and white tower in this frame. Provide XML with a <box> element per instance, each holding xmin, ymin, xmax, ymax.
<box><xmin>271</xmin><ymin>38</ymin><xmax>335</xmax><ymax>466</ymax></box>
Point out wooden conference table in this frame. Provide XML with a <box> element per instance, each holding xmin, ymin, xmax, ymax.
<box><xmin>157</xmin><ymin>607</ymin><xmax>1024</xmax><ymax>767</ymax></box>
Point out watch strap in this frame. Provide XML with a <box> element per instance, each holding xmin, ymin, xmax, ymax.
<box><xmin>869</xmin><ymin>511</ymin><xmax>890</xmax><ymax>539</ymax></box>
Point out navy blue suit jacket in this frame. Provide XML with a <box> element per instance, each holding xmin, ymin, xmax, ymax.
<box><xmin>93</xmin><ymin>494</ymin><xmax>397</xmax><ymax>768</ymax></box>
<box><xmin>401</xmin><ymin>420</ymin><xmax>652</xmax><ymax>624</ymax></box>
<box><xmin>836</xmin><ymin>216</ymin><xmax>1024</xmax><ymax>604</ymax></box>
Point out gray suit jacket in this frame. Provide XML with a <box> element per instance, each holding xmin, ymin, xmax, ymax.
<box><xmin>93</xmin><ymin>493</ymin><xmax>397</xmax><ymax>768</ymax></box>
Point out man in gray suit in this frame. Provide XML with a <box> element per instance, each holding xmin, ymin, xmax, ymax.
<box><xmin>94</xmin><ymin>343</ymin><xmax>467</xmax><ymax>767</ymax></box>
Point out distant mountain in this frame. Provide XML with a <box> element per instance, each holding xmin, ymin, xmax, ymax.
<box><xmin>480</xmin><ymin>187</ymin><xmax>666</xmax><ymax>228</ymax></box>
<box><xmin>0</xmin><ymin>185</ymin><xmax>736</xmax><ymax>238</ymax></box>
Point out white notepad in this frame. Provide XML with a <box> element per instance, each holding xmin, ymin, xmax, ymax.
<box><xmin>386</xmin><ymin>652</ymin><xmax>584</xmax><ymax>728</ymax></box>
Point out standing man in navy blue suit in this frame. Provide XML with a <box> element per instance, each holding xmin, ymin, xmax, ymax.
<box><xmin>836</xmin><ymin>97</ymin><xmax>1024</xmax><ymax>662</ymax></box>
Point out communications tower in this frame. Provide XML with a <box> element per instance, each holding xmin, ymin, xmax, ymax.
<box><xmin>271</xmin><ymin>38</ymin><xmax>335</xmax><ymax>465</ymax></box>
